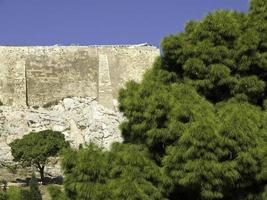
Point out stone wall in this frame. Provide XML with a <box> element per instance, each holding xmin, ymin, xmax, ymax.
<box><xmin>0</xmin><ymin>47</ymin><xmax>27</xmax><ymax>107</ymax></box>
<box><xmin>0</xmin><ymin>45</ymin><xmax>159</xmax><ymax>108</ymax></box>
<box><xmin>25</xmin><ymin>47</ymin><xmax>98</xmax><ymax>106</ymax></box>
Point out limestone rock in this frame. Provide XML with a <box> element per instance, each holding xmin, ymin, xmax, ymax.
<box><xmin>0</xmin><ymin>97</ymin><xmax>124</xmax><ymax>162</ymax></box>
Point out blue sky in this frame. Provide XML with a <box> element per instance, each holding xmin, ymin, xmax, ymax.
<box><xmin>0</xmin><ymin>0</ymin><xmax>249</xmax><ymax>46</ymax></box>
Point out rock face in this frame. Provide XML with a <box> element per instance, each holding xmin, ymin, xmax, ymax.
<box><xmin>0</xmin><ymin>97</ymin><xmax>123</xmax><ymax>162</ymax></box>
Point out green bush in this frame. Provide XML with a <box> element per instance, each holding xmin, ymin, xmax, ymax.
<box><xmin>47</xmin><ymin>185</ymin><xmax>68</xmax><ymax>200</ymax></box>
<box><xmin>0</xmin><ymin>193</ymin><xmax>7</xmax><ymax>200</ymax></box>
<box><xmin>29</xmin><ymin>174</ymin><xmax>42</xmax><ymax>200</ymax></box>
<box><xmin>6</xmin><ymin>187</ymin><xmax>22</xmax><ymax>200</ymax></box>
<box><xmin>1</xmin><ymin>187</ymin><xmax>31</xmax><ymax>200</ymax></box>
<box><xmin>20</xmin><ymin>189</ymin><xmax>31</xmax><ymax>200</ymax></box>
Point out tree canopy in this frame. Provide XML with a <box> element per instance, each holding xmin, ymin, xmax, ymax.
<box><xmin>60</xmin><ymin>0</ymin><xmax>267</xmax><ymax>199</ymax></box>
<box><xmin>9</xmin><ymin>130</ymin><xmax>70</xmax><ymax>182</ymax></box>
<box><xmin>119</xmin><ymin>0</ymin><xmax>267</xmax><ymax>199</ymax></box>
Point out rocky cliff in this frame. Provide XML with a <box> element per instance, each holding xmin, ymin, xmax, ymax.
<box><xmin>0</xmin><ymin>97</ymin><xmax>123</xmax><ymax>162</ymax></box>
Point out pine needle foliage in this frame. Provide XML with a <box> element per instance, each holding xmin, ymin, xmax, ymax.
<box><xmin>62</xmin><ymin>143</ymin><xmax>167</xmax><ymax>200</ymax></box>
<box><xmin>62</xmin><ymin>144</ymin><xmax>110</xmax><ymax>200</ymax></box>
<box><xmin>118</xmin><ymin>0</ymin><xmax>267</xmax><ymax>199</ymax></box>
<box><xmin>9</xmin><ymin>130</ymin><xmax>70</xmax><ymax>183</ymax></box>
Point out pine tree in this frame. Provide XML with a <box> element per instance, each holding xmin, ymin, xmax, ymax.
<box><xmin>118</xmin><ymin>0</ymin><xmax>267</xmax><ymax>199</ymax></box>
<box><xmin>9</xmin><ymin>130</ymin><xmax>70</xmax><ymax>183</ymax></box>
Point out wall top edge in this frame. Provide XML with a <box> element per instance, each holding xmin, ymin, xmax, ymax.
<box><xmin>0</xmin><ymin>43</ymin><xmax>159</xmax><ymax>49</ymax></box>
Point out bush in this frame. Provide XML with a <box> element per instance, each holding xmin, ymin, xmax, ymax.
<box><xmin>0</xmin><ymin>193</ymin><xmax>7</xmax><ymax>200</ymax></box>
<box><xmin>47</xmin><ymin>185</ymin><xmax>68</xmax><ymax>200</ymax></box>
<box><xmin>29</xmin><ymin>174</ymin><xmax>42</xmax><ymax>200</ymax></box>
<box><xmin>6</xmin><ymin>187</ymin><xmax>22</xmax><ymax>200</ymax></box>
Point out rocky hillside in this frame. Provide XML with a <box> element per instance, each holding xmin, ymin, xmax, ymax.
<box><xmin>0</xmin><ymin>97</ymin><xmax>123</xmax><ymax>162</ymax></box>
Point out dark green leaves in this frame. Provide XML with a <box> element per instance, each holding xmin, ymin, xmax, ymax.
<box><xmin>9</xmin><ymin>130</ymin><xmax>69</xmax><ymax>182</ymax></box>
<box><xmin>161</xmin><ymin>7</ymin><xmax>267</xmax><ymax>105</ymax></box>
<box><xmin>117</xmin><ymin>2</ymin><xmax>267</xmax><ymax>198</ymax></box>
<box><xmin>62</xmin><ymin>144</ymin><xmax>167</xmax><ymax>200</ymax></box>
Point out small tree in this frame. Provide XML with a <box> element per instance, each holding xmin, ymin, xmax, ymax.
<box><xmin>29</xmin><ymin>174</ymin><xmax>42</xmax><ymax>200</ymax></box>
<box><xmin>9</xmin><ymin>130</ymin><xmax>70</xmax><ymax>183</ymax></box>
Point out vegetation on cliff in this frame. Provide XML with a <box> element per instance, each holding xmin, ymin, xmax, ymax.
<box><xmin>59</xmin><ymin>0</ymin><xmax>267</xmax><ymax>199</ymax></box>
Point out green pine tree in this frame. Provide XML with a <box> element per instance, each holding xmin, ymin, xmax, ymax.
<box><xmin>119</xmin><ymin>0</ymin><xmax>267</xmax><ymax>199</ymax></box>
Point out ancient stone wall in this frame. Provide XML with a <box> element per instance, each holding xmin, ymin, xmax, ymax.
<box><xmin>0</xmin><ymin>45</ymin><xmax>159</xmax><ymax>108</ymax></box>
<box><xmin>0</xmin><ymin>47</ymin><xmax>27</xmax><ymax>106</ymax></box>
<box><xmin>25</xmin><ymin>47</ymin><xmax>98</xmax><ymax>106</ymax></box>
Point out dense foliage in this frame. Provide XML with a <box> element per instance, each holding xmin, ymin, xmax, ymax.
<box><xmin>47</xmin><ymin>185</ymin><xmax>68</xmax><ymax>200</ymax></box>
<box><xmin>161</xmin><ymin>3</ymin><xmax>267</xmax><ymax>106</ymax></box>
<box><xmin>9</xmin><ymin>130</ymin><xmax>69</xmax><ymax>182</ymax></box>
<box><xmin>61</xmin><ymin>143</ymin><xmax>166</xmax><ymax>200</ymax></box>
<box><xmin>60</xmin><ymin>0</ymin><xmax>267</xmax><ymax>199</ymax></box>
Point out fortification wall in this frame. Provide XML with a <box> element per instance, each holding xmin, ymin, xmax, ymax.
<box><xmin>0</xmin><ymin>47</ymin><xmax>27</xmax><ymax>106</ymax></box>
<box><xmin>0</xmin><ymin>45</ymin><xmax>159</xmax><ymax>108</ymax></box>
